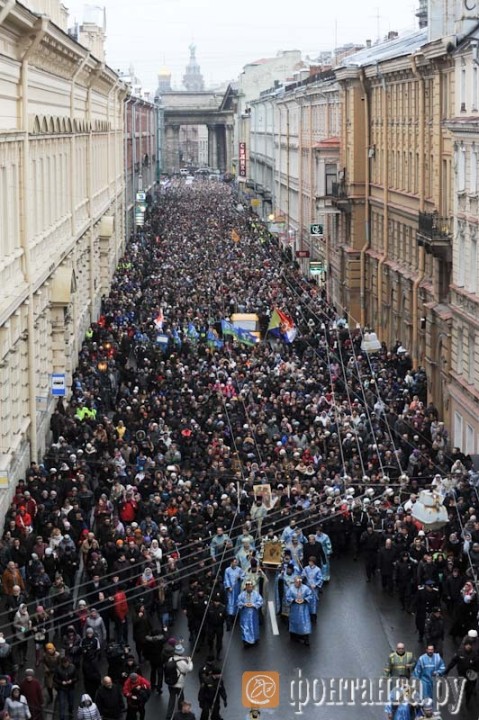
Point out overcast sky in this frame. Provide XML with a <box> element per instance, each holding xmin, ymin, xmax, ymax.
<box><xmin>65</xmin><ymin>0</ymin><xmax>419</xmax><ymax>91</ymax></box>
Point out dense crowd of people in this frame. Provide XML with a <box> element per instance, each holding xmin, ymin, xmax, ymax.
<box><xmin>0</xmin><ymin>182</ymin><xmax>477</xmax><ymax>719</ymax></box>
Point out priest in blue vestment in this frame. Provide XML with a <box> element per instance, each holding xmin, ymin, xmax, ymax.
<box><xmin>237</xmin><ymin>580</ymin><xmax>263</xmax><ymax>647</ymax></box>
<box><xmin>286</xmin><ymin>576</ymin><xmax>313</xmax><ymax>646</ymax></box>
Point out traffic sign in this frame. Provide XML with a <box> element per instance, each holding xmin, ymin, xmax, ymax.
<box><xmin>136</xmin><ymin>191</ymin><xmax>146</xmax><ymax>202</ymax></box>
<box><xmin>51</xmin><ymin>373</ymin><xmax>66</xmax><ymax>396</ymax></box>
<box><xmin>310</xmin><ymin>223</ymin><xmax>324</xmax><ymax>236</ymax></box>
<box><xmin>296</xmin><ymin>250</ymin><xmax>310</xmax><ymax>258</ymax></box>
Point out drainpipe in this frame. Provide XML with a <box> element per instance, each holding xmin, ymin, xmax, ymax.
<box><xmin>19</xmin><ymin>16</ymin><xmax>48</xmax><ymax>464</ymax></box>
<box><xmin>376</xmin><ymin>65</ymin><xmax>389</xmax><ymax>341</ymax></box>
<box><xmin>286</xmin><ymin>104</ymin><xmax>290</xmax><ymax>231</ymax></box>
<box><xmin>411</xmin><ymin>55</ymin><xmax>426</xmax><ymax>368</ymax></box>
<box><xmin>106</xmin><ymin>77</ymin><xmax>121</xmax><ymax>269</ymax></box>
<box><xmin>298</xmin><ymin>94</ymin><xmax>304</xmax><ymax>257</ymax></box>
<box><xmin>359</xmin><ymin>69</ymin><xmax>371</xmax><ymax>327</ymax></box>
<box><xmin>124</xmin><ymin>97</ymin><xmax>129</xmax><ymax>239</ymax></box>
<box><xmin>70</xmin><ymin>51</ymin><xmax>90</xmax><ymax>237</ymax></box>
<box><xmin>0</xmin><ymin>0</ymin><xmax>15</xmax><ymax>27</ymax></box>
<box><xmin>86</xmin><ymin>63</ymin><xmax>104</xmax><ymax>318</ymax></box>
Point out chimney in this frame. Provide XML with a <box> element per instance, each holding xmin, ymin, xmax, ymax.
<box><xmin>387</xmin><ymin>31</ymin><xmax>399</xmax><ymax>40</ymax></box>
<box><xmin>366</xmin><ymin>39</ymin><xmax>372</xmax><ymax>48</ymax></box>
<box><xmin>416</xmin><ymin>0</ymin><xmax>427</xmax><ymax>29</ymax></box>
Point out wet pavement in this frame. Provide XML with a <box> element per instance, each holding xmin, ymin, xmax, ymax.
<box><xmin>143</xmin><ymin>555</ymin><xmax>468</xmax><ymax>720</ymax></box>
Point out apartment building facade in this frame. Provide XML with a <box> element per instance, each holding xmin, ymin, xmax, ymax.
<box><xmin>447</xmin><ymin>26</ymin><xmax>479</xmax><ymax>454</ymax></box>
<box><xmin>0</xmin><ymin>0</ymin><xmax>126</xmax><ymax>504</ymax></box>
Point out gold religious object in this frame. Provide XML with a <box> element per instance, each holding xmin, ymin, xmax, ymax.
<box><xmin>261</xmin><ymin>541</ymin><xmax>282</xmax><ymax>568</ymax></box>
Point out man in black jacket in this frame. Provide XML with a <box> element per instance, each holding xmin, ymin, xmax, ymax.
<box><xmin>198</xmin><ymin>664</ymin><xmax>227</xmax><ymax>720</ymax></box>
<box><xmin>53</xmin><ymin>655</ymin><xmax>78</xmax><ymax>720</ymax></box>
<box><xmin>205</xmin><ymin>595</ymin><xmax>226</xmax><ymax>661</ymax></box>
<box><xmin>378</xmin><ymin>538</ymin><xmax>396</xmax><ymax>595</ymax></box>
<box><xmin>142</xmin><ymin>630</ymin><xmax>165</xmax><ymax>693</ymax></box>
<box><xmin>95</xmin><ymin>676</ymin><xmax>125</xmax><ymax>720</ymax></box>
<box><xmin>445</xmin><ymin>639</ymin><xmax>479</xmax><ymax>708</ymax></box>
<box><xmin>360</xmin><ymin>525</ymin><xmax>380</xmax><ymax>581</ymax></box>
<box><xmin>414</xmin><ymin>581</ymin><xmax>440</xmax><ymax>643</ymax></box>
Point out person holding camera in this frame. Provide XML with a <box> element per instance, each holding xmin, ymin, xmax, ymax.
<box><xmin>122</xmin><ymin>672</ymin><xmax>151</xmax><ymax>720</ymax></box>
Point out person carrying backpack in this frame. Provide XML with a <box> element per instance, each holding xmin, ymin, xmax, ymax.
<box><xmin>164</xmin><ymin>643</ymin><xmax>193</xmax><ymax>720</ymax></box>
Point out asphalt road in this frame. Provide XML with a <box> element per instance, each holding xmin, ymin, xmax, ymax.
<box><xmin>143</xmin><ymin>555</ymin><xmax>472</xmax><ymax>720</ymax></box>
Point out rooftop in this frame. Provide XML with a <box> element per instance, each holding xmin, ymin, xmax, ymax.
<box><xmin>339</xmin><ymin>29</ymin><xmax>428</xmax><ymax>68</ymax></box>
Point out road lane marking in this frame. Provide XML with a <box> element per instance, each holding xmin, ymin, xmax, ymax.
<box><xmin>268</xmin><ymin>600</ymin><xmax>279</xmax><ymax>635</ymax></box>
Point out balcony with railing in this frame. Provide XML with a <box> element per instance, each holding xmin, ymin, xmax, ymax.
<box><xmin>416</xmin><ymin>212</ymin><xmax>452</xmax><ymax>261</ymax></box>
<box><xmin>329</xmin><ymin>180</ymin><xmax>351</xmax><ymax>212</ymax></box>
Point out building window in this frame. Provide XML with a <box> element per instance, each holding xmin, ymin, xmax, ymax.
<box><xmin>325</xmin><ymin>163</ymin><xmax>337</xmax><ymax>196</ymax></box>
<box><xmin>466</xmin><ymin>424</ymin><xmax>475</xmax><ymax>456</ymax></box>
<box><xmin>461</xmin><ymin>67</ymin><xmax>467</xmax><ymax>111</ymax></box>
<box><xmin>454</xmin><ymin>411</ymin><xmax>463</xmax><ymax>449</ymax></box>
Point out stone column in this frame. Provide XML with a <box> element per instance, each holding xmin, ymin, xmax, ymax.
<box><xmin>216</xmin><ymin>125</ymin><xmax>226</xmax><ymax>173</ymax></box>
<box><xmin>225</xmin><ymin>124</ymin><xmax>234</xmax><ymax>173</ymax></box>
<box><xmin>170</xmin><ymin>125</ymin><xmax>180</xmax><ymax>174</ymax></box>
<box><xmin>208</xmin><ymin>125</ymin><xmax>218</xmax><ymax>170</ymax></box>
<box><xmin>164</xmin><ymin>124</ymin><xmax>180</xmax><ymax>174</ymax></box>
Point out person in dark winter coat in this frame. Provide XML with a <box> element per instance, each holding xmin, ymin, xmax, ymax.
<box><xmin>414</xmin><ymin>582</ymin><xmax>441</xmax><ymax>643</ymax></box>
<box><xmin>424</xmin><ymin>607</ymin><xmax>445</xmax><ymax>656</ymax></box>
<box><xmin>0</xmin><ymin>638</ymin><xmax>14</xmax><ymax>678</ymax></box>
<box><xmin>205</xmin><ymin>596</ymin><xmax>226</xmax><ymax>661</ymax></box>
<box><xmin>0</xmin><ymin>676</ymin><xmax>13</xmax><ymax>711</ymax></box>
<box><xmin>198</xmin><ymin>664</ymin><xmax>227</xmax><ymax>720</ymax></box>
<box><xmin>377</xmin><ymin>539</ymin><xmax>396</xmax><ymax>594</ymax></box>
<box><xmin>360</xmin><ymin>526</ymin><xmax>380</xmax><ymax>581</ymax></box>
<box><xmin>445</xmin><ymin>639</ymin><xmax>479</xmax><ymax>708</ymax></box>
<box><xmin>132</xmin><ymin>607</ymin><xmax>152</xmax><ymax>664</ymax></box>
<box><xmin>95</xmin><ymin>677</ymin><xmax>124</xmax><ymax>720</ymax></box>
<box><xmin>394</xmin><ymin>552</ymin><xmax>415</xmax><ymax>612</ymax></box>
<box><xmin>142</xmin><ymin>631</ymin><xmax>165</xmax><ymax>693</ymax></box>
<box><xmin>53</xmin><ymin>656</ymin><xmax>78</xmax><ymax>720</ymax></box>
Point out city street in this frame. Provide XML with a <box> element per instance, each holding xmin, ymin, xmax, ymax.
<box><xmin>143</xmin><ymin>556</ymin><xmax>461</xmax><ymax>720</ymax></box>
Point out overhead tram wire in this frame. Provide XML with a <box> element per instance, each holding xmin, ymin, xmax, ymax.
<box><xmin>257</xmin><ymin>232</ymin><xmax>395</xmax><ymax>481</ymax></box>
<box><xmin>260</xmin><ymin>223</ymin><xmax>479</xmax><ymax>580</ymax></box>
<box><xmin>0</xmin><ymin>485</ymin><xmax>383</xmax><ymax>649</ymax></box>
<box><xmin>5</xmin><ymin>213</ymin><xmax>402</xmax><ymax>639</ymax></box>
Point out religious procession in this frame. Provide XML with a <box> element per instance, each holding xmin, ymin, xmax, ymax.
<box><xmin>0</xmin><ymin>181</ymin><xmax>478</xmax><ymax>720</ymax></box>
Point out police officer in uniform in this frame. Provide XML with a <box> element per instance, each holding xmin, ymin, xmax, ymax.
<box><xmin>205</xmin><ymin>594</ymin><xmax>226</xmax><ymax>661</ymax></box>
